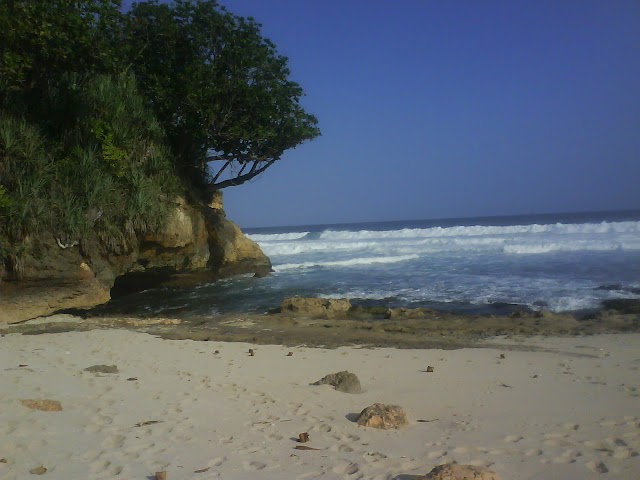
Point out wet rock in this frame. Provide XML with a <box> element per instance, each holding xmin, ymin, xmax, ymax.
<box><xmin>386</xmin><ymin>307</ymin><xmax>434</xmax><ymax>319</ymax></box>
<box><xmin>20</xmin><ymin>399</ymin><xmax>62</xmax><ymax>411</ymax></box>
<box><xmin>280</xmin><ymin>297</ymin><xmax>351</xmax><ymax>319</ymax></box>
<box><xmin>602</xmin><ymin>299</ymin><xmax>640</xmax><ymax>314</ymax></box>
<box><xmin>312</xmin><ymin>371</ymin><xmax>362</xmax><ymax>393</ymax></box>
<box><xmin>356</xmin><ymin>403</ymin><xmax>407</xmax><ymax>429</ymax></box>
<box><xmin>423</xmin><ymin>463</ymin><xmax>501</xmax><ymax>479</ymax></box>
<box><xmin>84</xmin><ymin>364</ymin><xmax>118</xmax><ymax>374</ymax></box>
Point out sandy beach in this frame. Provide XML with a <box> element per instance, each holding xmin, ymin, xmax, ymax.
<box><xmin>1</xmin><ymin>327</ymin><xmax>639</xmax><ymax>479</ymax></box>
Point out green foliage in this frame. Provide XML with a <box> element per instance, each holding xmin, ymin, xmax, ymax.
<box><xmin>0</xmin><ymin>0</ymin><xmax>320</xmax><ymax>272</ymax></box>
<box><xmin>0</xmin><ymin>75</ymin><xmax>179</xmax><ymax>273</ymax></box>
<box><xmin>125</xmin><ymin>0</ymin><xmax>320</xmax><ymax>187</ymax></box>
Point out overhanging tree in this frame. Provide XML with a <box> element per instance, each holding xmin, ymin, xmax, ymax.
<box><xmin>125</xmin><ymin>0</ymin><xmax>320</xmax><ymax>192</ymax></box>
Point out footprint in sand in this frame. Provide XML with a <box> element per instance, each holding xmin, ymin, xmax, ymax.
<box><xmin>209</xmin><ymin>456</ymin><xmax>226</xmax><ymax>467</ymax></box>
<box><xmin>101</xmin><ymin>434</ymin><xmax>126</xmax><ymax>449</ymax></box>
<box><xmin>317</xmin><ymin>423</ymin><xmax>332</xmax><ymax>433</ymax></box>
<box><xmin>427</xmin><ymin>450</ymin><xmax>447</xmax><ymax>460</ymax></box>
<box><xmin>504</xmin><ymin>435</ymin><xmax>523</xmax><ymax>443</ymax></box>
<box><xmin>329</xmin><ymin>444</ymin><xmax>354</xmax><ymax>453</ymax></box>
<box><xmin>242</xmin><ymin>460</ymin><xmax>267</xmax><ymax>471</ymax></box>
<box><xmin>364</xmin><ymin>451</ymin><xmax>387</xmax><ymax>462</ymax></box>
<box><xmin>332</xmin><ymin>461</ymin><xmax>360</xmax><ymax>475</ymax></box>
<box><xmin>586</xmin><ymin>460</ymin><xmax>608</xmax><ymax>473</ymax></box>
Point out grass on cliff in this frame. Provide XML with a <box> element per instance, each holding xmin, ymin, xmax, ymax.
<box><xmin>0</xmin><ymin>74</ymin><xmax>180</xmax><ymax>276</ymax></box>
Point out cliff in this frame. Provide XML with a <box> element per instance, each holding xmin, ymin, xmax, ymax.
<box><xmin>0</xmin><ymin>192</ymin><xmax>271</xmax><ymax>324</ymax></box>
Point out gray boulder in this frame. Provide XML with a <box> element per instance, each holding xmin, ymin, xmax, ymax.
<box><xmin>311</xmin><ymin>371</ymin><xmax>362</xmax><ymax>393</ymax></box>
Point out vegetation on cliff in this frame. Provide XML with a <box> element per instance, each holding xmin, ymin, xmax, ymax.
<box><xmin>0</xmin><ymin>0</ymin><xmax>319</xmax><ymax>276</ymax></box>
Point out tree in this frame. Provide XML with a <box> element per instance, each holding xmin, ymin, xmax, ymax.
<box><xmin>125</xmin><ymin>0</ymin><xmax>320</xmax><ymax>191</ymax></box>
<box><xmin>0</xmin><ymin>0</ymin><xmax>125</xmax><ymax>126</ymax></box>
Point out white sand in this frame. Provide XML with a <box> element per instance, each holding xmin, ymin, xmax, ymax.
<box><xmin>1</xmin><ymin>330</ymin><xmax>639</xmax><ymax>479</ymax></box>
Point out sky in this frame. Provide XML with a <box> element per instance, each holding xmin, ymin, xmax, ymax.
<box><xmin>125</xmin><ymin>0</ymin><xmax>640</xmax><ymax>228</ymax></box>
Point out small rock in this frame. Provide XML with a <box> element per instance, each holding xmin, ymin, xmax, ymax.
<box><xmin>29</xmin><ymin>465</ymin><xmax>47</xmax><ymax>475</ymax></box>
<box><xmin>0</xmin><ymin>457</ymin><xmax>7</xmax><ymax>463</ymax></box>
<box><xmin>155</xmin><ymin>471</ymin><xmax>167</xmax><ymax>480</ymax></box>
<box><xmin>286</xmin><ymin>352</ymin><xmax>293</xmax><ymax>356</ymax></box>
<box><xmin>312</xmin><ymin>371</ymin><xmax>362</xmax><ymax>394</ymax></box>
<box><xmin>20</xmin><ymin>399</ymin><xmax>62</xmax><ymax>411</ymax></box>
<box><xmin>127</xmin><ymin>377</ymin><xmax>137</xmax><ymax>381</ymax></box>
<box><xmin>499</xmin><ymin>354</ymin><xmax>506</xmax><ymax>359</ymax></box>
<box><xmin>280</xmin><ymin>297</ymin><xmax>351</xmax><ymax>318</ymax></box>
<box><xmin>298</xmin><ymin>432</ymin><xmax>310</xmax><ymax>443</ymax></box>
<box><xmin>356</xmin><ymin>403</ymin><xmax>408</xmax><ymax>429</ymax></box>
<box><xmin>84</xmin><ymin>365</ymin><xmax>118</xmax><ymax>374</ymax></box>
<box><xmin>426</xmin><ymin>366</ymin><xmax>434</xmax><ymax>372</ymax></box>
<box><xmin>424</xmin><ymin>462</ymin><xmax>501</xmax><ymax>479</ymax></box>
<box><xmin>248</xmin><ymin>349</ymin><xmax>255</xmax><ymax>356</ymax></box>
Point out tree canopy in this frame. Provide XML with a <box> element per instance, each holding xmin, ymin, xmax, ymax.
<box><xmin>0</xmin><ymin>0</ymin><xmax>318</xmax><ymax>274</ymax></box>
<box><xmin>126</xmin><ymin>0</ymin><xmax>320</xmax><ymax>189</ymax></box>
<box><xmin>1</xmin><ymin>0</ymin><xmax>319</xmax><ymax>190</ymax></box>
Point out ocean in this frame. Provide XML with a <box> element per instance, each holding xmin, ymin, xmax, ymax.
<box><xmin>100</xmin><ymin>210</ymin><xmax>640</xmax><ymax>319</ymax></box>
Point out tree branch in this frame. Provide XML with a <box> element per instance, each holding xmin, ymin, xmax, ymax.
<box><xmin>210</xmin><ymin>160</ymin><xmax>231</xmax><ymax>183</ymax></box>
<box><xmin>209</xmin><ymin>159</ymin><xmax>276</xmax><ymax>190</ymax></box>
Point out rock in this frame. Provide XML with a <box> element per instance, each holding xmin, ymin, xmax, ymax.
<box><xmin>356</xmin><ymin>403</ymin><xmax>408</xmax><ymax>429</ymax></box>
<box><xmin>84</xmin><ymin>365</ymin><xmax>118</xmax><ymax>374</ymax></box>
<box><xmin>386</xmin><ymin>307</ymin><xmax>434</xmax><ymax>319</ymax></box>
<box><xmin>601</xmin><ymin>299</ymin><xmax>640</xmax><ymax>314</ymax></box>
<box><xmin>312</xmin><ymin>371</ymin><xmax>362</xmax><ymax>393</ymax></box>
<box><xmin>298</xmin><ymin>432</ymin><xmax>310</xmax><ymax>443</ymax></box>
<box><xmin>20</xmin><ymin>399</ymin><xmax>62</xmax><ymax>411</ymax></box>
<box><xmin>423</xmin><ymin>463</ymin><xmax>501</xmax><ymax>480</ymax></box>
<box><xmin>280</xmin><ymin>297</ymin><xmax>351</xmax><ymax>318</ymax></box>
<box><xmin>0</xmin><ymin>193</ymin><xmax>271</xmax><ymax>324</ymax></box>
<box><xmin>29</xmin><ymin>465</ymin><xmax>47</xmax><ymax>475</ymax></box>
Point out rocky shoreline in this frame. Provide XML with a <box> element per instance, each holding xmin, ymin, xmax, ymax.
<box><xmin>3</xmin><ymin>297</ymin><xmax>639</xmax><ymax>350</ymax></box>
<box><xmin>0</xmin><ymin>193</ymin><xmax>271</xmax><ymax>324</ymax></box>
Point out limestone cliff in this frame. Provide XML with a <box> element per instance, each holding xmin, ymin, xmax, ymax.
<box><xmin>0</xmin><ymin>192</ymin><xmax>271</xmax><ymax>324</ymax></box>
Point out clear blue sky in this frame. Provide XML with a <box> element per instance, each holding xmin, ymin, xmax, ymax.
<box><xmin>127</xmin><ymin>0</ymin><xmax>640</xmax><ymax>227</ymax></box>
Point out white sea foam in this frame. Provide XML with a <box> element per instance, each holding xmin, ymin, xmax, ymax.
<box><xmin>317</xmin><ymin>221</ymin><xmax>640</xmax><ymax>241</ymax></box>
<box><xmin>252</xmin><ymin>221</ymin><xmax>640</xmax><ymax>258</ymax></box>
<box><xmin>503</xmin><ymin>240</ymin><xmax>625</xmax><ymax>255</ymax></box>
<box><xmin>274</xmin><ymin>254</ymin><xmax>420</xmax><ymax>272</ymax></box>
<box><xmin>247</xmin><ymin>232</ymin><xmax>309</xmax><ymax>242</ymax></box>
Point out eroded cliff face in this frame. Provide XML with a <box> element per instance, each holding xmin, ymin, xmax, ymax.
<box><xmin>0</xmin><ymin>193</ymin><xmax>271</xmax><ymax>324</ymax></box>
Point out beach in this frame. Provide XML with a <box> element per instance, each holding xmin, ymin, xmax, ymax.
<box><xmin>1</xmin><ymin>324</ymin><xmax>639</xmax><ymax>479</ymax></box>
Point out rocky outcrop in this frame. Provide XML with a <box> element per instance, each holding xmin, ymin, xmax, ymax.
<box><xmin>356</xmin><ymin>403</ymin><xmax>408</xmax><ymax>429</ymax></box>
<box><xmin>423</xmin><ymin>463</ymin><xmax>501</xmax><ymax>480</ymax></box>
<box><xmin>311</xmin><ymin>371</ymin><xmax>362</xmax><ymax>393</ymax></box>
<box><xmin>0</xmin><ymin>193</ymin><xmax>271</xmax><ymax>324</ymax></box>
<box><xmin>280</xmin><ymin>297</ymin><xmax>352</xmax><ymax>318</ymax></box>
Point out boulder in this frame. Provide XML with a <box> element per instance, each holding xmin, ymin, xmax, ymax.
<box><xmin>312</xmin><ymin>371</ymin><xmax>362</xmax><ymax>393</ymax></box>
<box><xmin>356</xmin><ymin>403</ymin><xmax>408</xmax><ymax>429</ymax></box>
<box><xmin>280</xmin><ymin>297</ymin><xmax>351</xmax><ymax>318</ymax></box>
<box><xmin>423</xmin><ymin>463</ymin><xmax>501</xmax><ymax>480</ymax></box>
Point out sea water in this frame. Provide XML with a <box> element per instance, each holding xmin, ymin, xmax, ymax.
<box><xmin>101</xmin><ymin>210</ymin><xmax>640</xmax><ymax>319</ymax></box>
